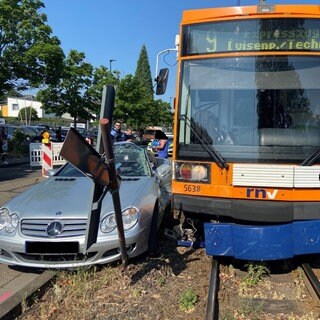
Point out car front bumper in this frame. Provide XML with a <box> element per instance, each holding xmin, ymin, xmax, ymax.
<box><xmin>0</xmin><ymin>227</ymin><xmax>148</xmax><ymax>268</ymax></box>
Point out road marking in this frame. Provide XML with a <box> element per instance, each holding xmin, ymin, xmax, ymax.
<box><xmin>0</xmin><ymin>290</ymin><xmax>13</xmax><ymax>303</ymax></box>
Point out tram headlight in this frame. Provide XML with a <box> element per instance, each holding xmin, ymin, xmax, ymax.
<box><xmin>173</xmin><ymin>162</ymin><xmax>210</xmax><ymax>183</ymax></box>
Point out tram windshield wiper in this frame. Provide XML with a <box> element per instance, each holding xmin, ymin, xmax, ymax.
<box><xmin>180</xmin><ymin>114</ymin><xmax>229</xmax><ymax>170</ymax></box>
<box><xmin>300</xmin><ymin>146</ymin><xmax>320</xmax><ymax>166</ymax></box>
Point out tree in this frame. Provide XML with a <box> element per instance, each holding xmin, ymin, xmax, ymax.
<box><xmin>87</xmin><ymin>65</ymin><xmax>120</xmax><ymax>117</ymax></box>
<box><xmin>135</xmin><ymin>45</ymin><xmax>154</xmax><ymax>100</ymax></box>
<box><xmin>18</xmin><ymin>106</ymin><xmax>39</xmax><ymax>122</ymax></box>
<box><xmin>0</xmin><ymin>89</ymin><xmax>23</xmax><ymax>103</ymax></box>
<box><xmin>0</xmin><ymin>0</ymin><xmax>65</xmax><ymax>97</ymax></box>
<box><xmin>36</xmin><ymin>50</ymin><xmax>95</xmax><ymax>127</ymax></box>
<box><xmin>153</xmin><ymin>99</ymin><xmax>173</xmax><ymax>127</ymax></box>
<box><xmin>115</xmin><ymin>74</ymin><xmax>149</xmax><ymax>128</ymax></box>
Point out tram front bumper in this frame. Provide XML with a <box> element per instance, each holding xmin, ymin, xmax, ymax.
<box><xmin>204</xmin><ymin>220</ymin><xmax>320</xmax><ymax>261</ymax></box>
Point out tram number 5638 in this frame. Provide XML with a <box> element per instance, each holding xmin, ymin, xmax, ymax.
<box><xmin>184</xmin><ymin>184</ymin><xmax>201</xmax><ymax>193</ymax></box>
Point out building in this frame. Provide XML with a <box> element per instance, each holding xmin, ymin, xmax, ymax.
<box><xmin>0</xmin><ymin>97</ymin><xmax>53</xmax><ymax>118</ymax></box>
<box><xmin>0</xmin><ymin>96</ymin><xmax>93</xmax><ymax>127</ymax></box>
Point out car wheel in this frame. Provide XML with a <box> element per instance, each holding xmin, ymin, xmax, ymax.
<box><xmin>148</xmin><ymin>202</ymin><xmax>159</xmax><ymax>256</ymax></box>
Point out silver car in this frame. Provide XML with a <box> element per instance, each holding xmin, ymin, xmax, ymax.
<box><xmin>0</xmin><ymin>142</ymin><xmax>171</xmax><ymax>268</ymax></box>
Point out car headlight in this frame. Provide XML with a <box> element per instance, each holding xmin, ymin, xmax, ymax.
<box><xmin>0</xmin><ymin>208</ymin><xmax>19</xmax><ymax>233</ymax></box>
<box><xmin>100</xmin><ymin>207</ymin><xmax>139</xmax><ymax>233</ymax></box>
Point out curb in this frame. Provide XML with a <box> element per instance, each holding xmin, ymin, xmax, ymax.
<box><xmin>0</xmin><ymin>271</ymin><xmax>55</xmax><ymax>320</ymax></box>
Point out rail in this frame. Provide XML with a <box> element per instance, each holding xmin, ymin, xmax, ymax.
<box><xmin>206</xmin><ymin>259</ymin><xmax>219</xmax><ymax>320</ymax></box>
<box><xmin>301</xmin><ymin>263</ymin><xmax>320</xmax><ymax>302</ymax></box>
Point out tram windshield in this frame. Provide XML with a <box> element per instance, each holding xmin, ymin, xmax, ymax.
<box><xmin>177</xmin><ymin>55</ymin><xmax>320</xmax><ymax>163</ymax></box>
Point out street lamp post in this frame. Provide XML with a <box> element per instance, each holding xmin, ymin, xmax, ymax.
<box><xmin>109</xmin><ymin>59</ymin><xmax>116</xmax><ymax>73</ymax></box>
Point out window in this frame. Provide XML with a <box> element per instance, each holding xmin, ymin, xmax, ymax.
<box><xmin>12</xmin><ymin>104</ymin><xmax>19</xmax><ymax>111</ymax></box>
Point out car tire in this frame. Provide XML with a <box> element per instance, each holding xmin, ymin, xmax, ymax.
<box><xmin>148</xmin><ymin>202</ymin><xmax>159</xmax><ymax>257</ymax></box>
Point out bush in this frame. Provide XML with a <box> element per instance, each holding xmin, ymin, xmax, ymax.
<box><xmin>11</xmin><ymin>129</ymin><xmax>29</xmax><ymax>154</ymax></box>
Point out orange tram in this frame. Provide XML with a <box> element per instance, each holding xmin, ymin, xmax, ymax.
<box><xmin>156</xmin><ymin>2</ymin><xmax>320</xmax><ymax>260</ymax></box>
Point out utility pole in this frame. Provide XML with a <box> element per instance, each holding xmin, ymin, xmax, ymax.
<box><xmin>109</xmin><ymin>59</ymin><xmax>116</xmax><ymax>73</ymax></box>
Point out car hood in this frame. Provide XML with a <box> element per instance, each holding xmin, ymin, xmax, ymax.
<box><xmin>4</xmin><ymin>176</ymin><xmax>151</xmax><ymax>219</ymax></box>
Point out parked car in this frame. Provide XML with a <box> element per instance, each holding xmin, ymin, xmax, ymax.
<box><xmin>5</xmin><ymin>125</ymin><xmax>41</xmax><ymax>143</ymax></box>
<box><xmin>20</xmin><ymin>126</ymin><xmax>43</xmax><ymax>142</ymax></box>
<box><xmin>0</xmin><ymin>142</ymin><xmax>172</xmax><ymax>268</ymax></box>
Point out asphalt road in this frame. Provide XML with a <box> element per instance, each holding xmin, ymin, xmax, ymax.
<box><xmin>0</xmin><ymin>164</ymin><xmax>44</xmax><ymax>204</ymax></box>
<box><xmin>0</xmin><ymin>164</ymin><xmax>50</xmax><ymax>320</ymax></box>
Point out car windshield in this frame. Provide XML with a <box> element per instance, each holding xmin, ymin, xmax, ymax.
<box><xmin>20</xmin><ymin>126</ymin><xmax>37</xmax><ymax>136</ymax></box>
<box><xmin>56</xmin><ymin>142</ymin><xmax>152</xmax><ymax>178</ymax></box>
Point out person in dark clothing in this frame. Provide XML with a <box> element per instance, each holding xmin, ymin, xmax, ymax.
<box><xmin>0</xmin><ymin>126</ymin><xmax>8</xmax><ymax>165</ymax></box>
<box><xmin>110</xmin><ymin>122</ymin><xmax>125</xmax><ymax>142</ymax></box>
<box><xmin>55</xmin><ymin>126</ymin><xmax>63</xmax><ymax>142</ymax></box>
<box><xmin>124</xmin><ymin>128</ymin><xmax>134</xmax><ymax>141</ymax></box>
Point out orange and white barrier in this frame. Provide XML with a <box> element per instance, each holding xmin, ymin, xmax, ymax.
<box><xmin>41</xmin><ymin>143</ymin><xmax>53</xmax><ymax>177</ymax></box>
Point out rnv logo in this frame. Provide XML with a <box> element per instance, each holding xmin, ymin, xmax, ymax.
<box><xmin>246</xmin><ymin>188</ymin><xmax>279</xmax><ymax>199</ymax></box>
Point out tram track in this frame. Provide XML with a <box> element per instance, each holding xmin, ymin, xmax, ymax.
<box><xmin>301</xmin><ymin>263</ymin><xmax>320</xmax><ymax>306</ymax></box>
<box><xmin>206</xmin><ymin>259</ymin><xmax>219</xmax><ymax>320</ymax></box>
<box><xmin>205</xmin><ymin>258</ymin><xmax>320</xmax><ymax>319</ymax></box>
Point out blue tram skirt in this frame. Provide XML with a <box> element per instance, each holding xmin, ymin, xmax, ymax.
<box><xmin>204</xmin><ymin>220</ymin><xmax>320</xmax><ymax>261</ymax></box>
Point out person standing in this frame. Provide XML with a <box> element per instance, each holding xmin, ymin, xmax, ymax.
<box><xmin>110</xmin><ymin>122</ymin><xmax>125</xmax><ymax>142</ymax></box>
<box><xmin>0</xmin><ymin>126</ymin><xmax>8</xmax><ymax>165</ymax></box>
<box><xmin>124</xmin><ymin>128</ymin><xmax>134</xmax><ymax>141</ymax></box>
<box><xmin>153</xmin><ymin>130</ymin><xmax>169</xmax><ymax>158</ymax></box>
<box><xmin>55</xmin><ymin>126</ymin><xmax>62</xmax><ymax>142</ymax></box>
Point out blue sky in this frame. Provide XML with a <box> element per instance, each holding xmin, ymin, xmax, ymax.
<box><xmin>41</xmin><ymin>0</ymin><xmax>320</xmax><ymax>104</ymax></box>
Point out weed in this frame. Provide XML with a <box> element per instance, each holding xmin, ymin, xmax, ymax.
<box><xmin>179</xmin><ymin>288</ymin><xmax>198</xmax><ymax>312</ymax></box>
<box><xmin>132</xmin><ymin>288</ymin><xmax>142</xmax><ymax>297</ymax></box>
<box><xmin>228</xmin><ymin>264</ymin><xmax>235</xmax><ymax>277</ymax></box>
<box><xmin>242</xmin><ymin>264</ymin><xmax>269</xmax><ymax>287</ymax></box>
<box><xmin>157</xmin><ymin>276</ymin><xmax>166</xmax><ymax>287</ymax></box>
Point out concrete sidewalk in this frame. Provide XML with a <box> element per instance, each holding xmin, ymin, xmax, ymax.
<box><xmin>0</xmin><ymin>155</ymin><xmax>52</xmax><ymax>319</ymax></box>
<box><xmin>0</xmin><ymin>267</ymin><xmax>54</xmax><ymax>320</ymax></box>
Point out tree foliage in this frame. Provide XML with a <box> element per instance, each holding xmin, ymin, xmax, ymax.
<box><xmin>152</xmin><ymin>99</ymin><xmax>173</xmax><ymax>126</ymax></box>
<box><xmin>0</xmin><ymin>0</ymin><xmax>65</xmax><ymax>96</ymax></box>
<box><xmin>18</xmin><ymin>106</ymin><xmax>39</xmax><ymax>121</ymax></box>
<box><xmin>36</xmin><ymin>50</ymin><xmax>95</xmax><ymax>127</ymax></box>
<box><xmin>121</xmin><ymin>44</ymin><xmax>173</xmax><ymax>129</ymax></box>
<box><xmin>87</xmin><ymin>65</ymin><xmax>120</xmax><ymax>116</ymax></box>
<box><xmin>135</xmin><ymin>44</ymin><xmax>154</xmax><ymax>100</ymax></box>
<box><xmin>115</xmin><ymin>74</ymin><xmax>150</xmax><ymax>128</ymax></box>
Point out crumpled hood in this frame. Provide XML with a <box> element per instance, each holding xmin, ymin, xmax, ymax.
<box><xmin>101</xmin><ymin>177</ymin><xmax>151</xmax><ymax>212</ymax></box>
<box><xmin>4</xmin><ymin>176</ymin><xmax>150</xmax><ymax>219</ymax></box>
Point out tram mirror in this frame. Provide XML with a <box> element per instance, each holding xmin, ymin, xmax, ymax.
<box><xmin>156</xmin><ymin>68</ymin><xmax>169</xmax><ymax>95</ymax></box>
